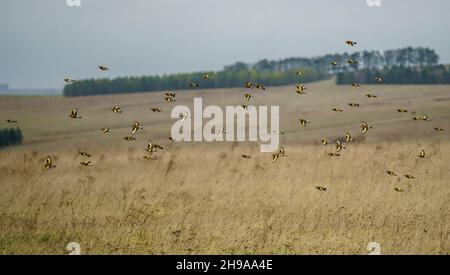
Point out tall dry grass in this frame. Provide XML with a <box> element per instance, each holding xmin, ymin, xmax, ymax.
<box><xmin>0</xmin><ymin>140</ymin><xmax>449</xmax><ymax>254</ymax></box>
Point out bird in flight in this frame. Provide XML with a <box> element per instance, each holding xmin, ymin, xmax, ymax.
<box><xmin>299</xmin><ymin>119</ymin><xmax>311</xmax><ymax>127</ymax></box>
<box><xmin>345</xmin><ymin>40</ymin><xmax>357</xmax><ymax>46</ymax></box>
<box><xmin>241</xmin><ymin>155</ymin><xmax>252</xmax><ymax>159</ymax></box>
<box><xmin>361</xmin><ymin>122</ymin><xmax>372</xmax><ymax>134</ymax></box>
<box><xmin>124</xmin><ymin>135</ymin><xmax>136</xmax><ymax>141</ymax></box>
<box><xmin>255</xmin><ymin>84</ymin><xmax>266</xmax><ymax>90</ymax></box>
<box><xmin>78</xmin><ymin>151</ymin><xmax>91</xmax><ymax>157</ymax></box>
<box><xmin>351</xmin><ymin>83</ymin><xmax>361</xmax><ymax>87</ymax></box>
<box><xmin>328</xmin><ymin>152</ymin><xmax>340</xmax><ymax>157</ymax></box>
<box><xmin>101</xmin><ymin>127</ymin><xmax>110</xmax><ymax>133</ymax></box>
<box><xmin>348</xmin><ymin>103</ymin><xmax>360</xmax><ymax>107</ymax></box>
<box><xmin>393</xmin><ymin>187</ymin><xmax>405</xmax><ymax>192</ymax></box>
<box><xmin>165</xmin><ymin>92</ymin><xmax>176</xmax><ymax>98</ymax></box>
<box><xmin>151</xmin><ymin>107</ymin><xmax>163</xmax><ymax>112</ymax></box>
<box><xmin>98</xmin><ymin>65</ymin><xmax>110</xmax><ymax>71</ymax></box>
<box><xmin>347</xmin><ymin>60</ymin><xmax>359</xmax><ymax>65</ymax></box>
<box><xmin>69</xmin><ymin>109</ymin><xmax>81</xmax><ymax>119</ymax></box>
<box><xmin>244</xmin><ymin>82</ymin><xmax>254</xmax><ymax>89</ymax></box>
<box><xmin>203</xmin><ymin>74</ymin><xmax>213</xmax><ymax>80</ymax></box>
<box><xmin>316</xmin><ymin>186</ymin><xmax>327</xmax><ymax>191</ymax></box>
<box><xmin>404</xmin><ymin>174</ymin><xmax>415</xmax><ymax>179</ymax></box>
<box><xmin>218</xmin><ymin>128</ymin><xmax>227</xmax><ymax>138</ymax></box>
<box><xmin>112</xmin><ymin>106</ymin><xmax>122</xmax><ymax>113</ymax></box>
<box><xmin>6</xmin><ymin>119</ymin><xmax>18</xmax><ymax>124</ymax></box>
<box><xmin>321</xmin><ymin>139</ymin><xmax>329</xmax><ymax>145</ymax></box>
<box><xmin>296</xmin><ymin>71</ymin><xmax>305</xmax><ymax>76</ymax></box>
<box><xmin>147</xmin><ymin>141</ymin><xmax>163</xmax><ymax>153</ymax></box>
<box><xmin>190</xmin><ymin>83</ymin><xmax>199</xmax><ymax>88</ymax></box>
<box><xmin>345</xmin><ymin>132</ymin><xmax>352</xmax><ymax>142</ymax></box>
<box><xmin>332</xmin><ymin>108</ymin><xmax>343</xmax><ymax>112</ymax></box>
<box><xmin>131</xmin><ymin>121</ymin><xmax>143</xmax><ymax>134</ymax></box>
<box><xmin>330</xmin><ymin>61</ymin><xmax>339</xmax><ymax>66</ymax></box>
<box><xmin>80</xmin><ymin>161</ymin><xmax>93</xmax><ymax>167</ymax></box>
<box><xmin>413</xmin><ymin>115</ymin><xmax>430</xmax><ymax>121</ymax></box>
<box><xmin>418</xmin><ymin>149</ymin><xmax>426</xmax><ymax>158</ymax></box>
<box><xmin>374</xmin><ymin>77</ymin><xmax>384</xmax><ymax>83</ymax></box>
<box><xmin>396</xmin><ymin>109</ymin><xmax>408</xmax><ymax>113</ymax></box>
<box><xmin>386</xmin><ymin>171</ymin><xmax>397</xmax><ymax>176</ymax></box>
<box><xmin>272</xmin><ymin>147</ymin><xmax>287</xmax><ymax>163</ymax></box>
<box><xmin>335</xmin><ymin>140</ymin><xmax>346</xmax><ymax>152</ymax></box>
<box><xmin>244</xmin><ymin>93</ymin><xmax>253</xmax><ymax>101</ymax></box>
<box><xmin>434</xmin><ymin>127</ymin><xmax>445</xmax><ymax>132</ymax></box>
<box><xmin>43</xmin><ymin>156</ymin><xmax>56</xmax><ymax>170</ymax></box>
<box><xmin>366</xmin><ymin>94</ymin><xmax>377</xmax><ymax>98</ymax></box>
<box><xmin>164</xmin><ymin>96</ymin><xmax>176</xmax><ymax>103</ymax></box>
<box><xmin>64</xmin><ymin>78</ymin><xmax>75</xmax><ymax>84</ymax></box>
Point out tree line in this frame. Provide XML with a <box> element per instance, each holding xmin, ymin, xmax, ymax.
<box><xmin>64</xmin><ymin>47</ymin><xmax>442</xmax><ymax>97</ymax></box>
<box><xmin>0</xmin><ymin>128</ymin><xmax>23</xmax><ymax>148</ymax></box>
<box><xmin>337</xmin><ymin>65</ymin><xmax>450</xmax><ymax>85</ymax></box>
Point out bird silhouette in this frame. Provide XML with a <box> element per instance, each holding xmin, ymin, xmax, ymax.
<box><xmin>98</xmin><ymin>65</ymin><xmax>110</xmax><ymax>71</ymax></box>
<box><xmin>345</xmin><ymin>40</ymin><xmax>357</xmax><ymax>46</ymax></box>
<box><xmin>43</xmin><ymin>156</ymin><xmax>56</xmax><ymax>170</ymax></box>
<box><xmin>69</xmin><ymin>109</ymin><xmax>81</xmax><ymax>119</ymax></box>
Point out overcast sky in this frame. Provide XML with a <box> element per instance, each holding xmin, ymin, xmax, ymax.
<box><xmin>1</xmin><ymin>0</ymin><xmax>450</xmax><ymax>89</ymax></box>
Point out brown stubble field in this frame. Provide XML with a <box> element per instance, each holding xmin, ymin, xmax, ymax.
<box><xmin>0</xmin><ymin>79</ymin><xmax>449</xmax><ymax>254</ymax></box>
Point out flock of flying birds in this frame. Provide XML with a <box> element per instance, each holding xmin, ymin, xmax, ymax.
<box><xmin>6</xmin><ymin>40</ymin><xmax>446</xmax><ymax>192</ymax></box>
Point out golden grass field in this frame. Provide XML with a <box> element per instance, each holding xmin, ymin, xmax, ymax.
<box><xmin>0</xmin><ymin>79</ymin><xmax>449</xmax><ymax>254</ymax></box>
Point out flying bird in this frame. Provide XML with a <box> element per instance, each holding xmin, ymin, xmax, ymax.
<box><xmin>69</xmin><ymin>109</ymin><xmax>81</xmax><ymax>119</ymax></box>
<box><xmin>244</xmin><ymin>82</ymin><xmax>254</xmax><ymax>89</ymax></box>
<box><xmin>345</xmin><ymin>40</ymin><xmax>357</xmax><ymax>46</ymax></box>
<box><xmin>131</xmin><ymin>121</ymin><xmax>143</xmax><ymax>134</ymax></box>
<box><xmin>386</xmin><ymin>171</ymin><xmax>397</xmax><ymax>176</ymax></box>
<box><xmin>335</xmin><ymin>140</ymin><xmax>346</xmax><ymax>152</ymax></box>
<box><xmin>203</xmin><ymin>74</ymin><xmax>213</xmax><ymax>80</ymax></box>
<box><xmin>124</xmin><ymin>136</ymin><xmax>136</xmax><ymax>141</ymax></box>
<box><xmin>374</xmin><ymin>77</ymin><xmax>384</xmax><ymax>83</ymax></box>
<box><xmin>98</xmin><ymin>65</ymin><xmax>110</xmax><ymax>71</ymax></box>
<box><xmin>393</xmin><ymin>187</ymin><xmax>405</xmax><ymax>192</ymax></box>
<box><xmin>316</xmin><ymin>186</ymin><xmax>327</xmax><ymax>191</ymax></box>
<box><xmin>78</xmin><ymin>151</ymin><xmax>91</xmax><ymax>157</ymax></box>
<box><xmin>255</xmin><ymin>84</ymin><xmax>266</xmax><ymax>90</ymax></box>
<box><xmin>418</xmin><ymin>149</ymin><xmax>426</xmax><ymax>158</ymax></box>
<box><xmin>190</xmin><ymin>83</ymin><xmax>199</xmax><ymax>88</ymax></box>
<box><xmin>64</xmin><ymin>78</ymin><xmax>75</xmax><ymax>83</ymax></box>
<box><xmin>241</xmin><ymin>105</ymin><xmax>249</xmax><ymax>110</ymax></box>
<box><xmin>164</xmin><ymin>96</ymin><xmax>176</xmax><ymax>103</ymax></box>
<box><xmin>404</xmin><ymin>174</ymin><xmax>415</xmax><ymax>179</ymax></box>
<box><xmin>244</xmin><ymin>93</ymin><xmax>253</xmax><ymax>101</ymax></box>
<box><xmin>348</xmin><ymin>103</ymin><xmax>360</xmax><ymax>107</ymax></box>
<box><xmin>165</xmin><ymin>92</ymin><xmax>176</xmax><ymax>98</ymax></box>
<box><xmin>218</xmin><ymin>128</ymin><xmax>226</xmax><ymax>137</ymax></box>
<box><xmin>396</xmin><ymin>109</ymin><xmax>408</xmax><ymax>113</ymax></box>
<box><xmin>241</xmin><ymin>155</ymin><xmax>252</xmax><ymax>159</ymax></box>
<box><xmin>434</xmin><ymin>127</ymin><xmax>445</xmax><ymax>132</ymax></box>
<box><xmin>332</xmin><ymin>108</ymin><xmax>343</xmax><ymax>112</ymax></box>
<box><xmin>299</xmin><ymin>119</ymin><xmax>311</xmax><ymax>127</ymax></box>
<box><xmin>101</xmin><ymin>127</ymin><xmax>110</xmax><ymax>133</ymax></box>
<box><xmin>43</xmin><ymin>156</ymin><xmax>56</xmax><ymax>170</ymax></box>
<box><xmin>321</xmin><ymin>139</ymin><xmax>329</xmax><ymax>145</ymax></box>
<box><xmin>328</xmin><ymin>152</ymin><xmax>340</xmax><ymax>157</ymax></box>
<box><xmin>330</xmin><ymin>61</ymin><xmax>339</xmax><ymax>66</ymax></box>
<box><xmin>296</xmin><ymin>71</ymin><xmax>305</xmax><ymax>76</ymax></box>
<box><xmin>361</xmin><ymin>122</ymin><xmax>372</xmax><ymax>134</ymax></box>
<box><xmin>366</xmin><ymin>94</ymin><xmax>377</xmax><ymax>98</ymax></box>
<box><xmin>151</xmin><ymin>108</ymin><xmax>163</xmax><ymax>112</ymax></box>
<box><xmin>351</xmin><ymin>83</ymin><xmax>361</xmax><ymax>87</ymax></box>
<box><xmin>347</xmin><ymin>60</ymin><xmax>359</xmax><ymax>65</ymax></box>
<box><xmin>345</xmin><ymin>132</ymin><xmax>352</xmax><ymax>142</ymax></box>
<box><xmin>6</xmin><ymin>119</ymin><xmax>18</xmax><ymax>124</ymax></box>
<box><xmin>112</xmin><ymin>106</ymin><xmax>122</xmax><ymax>113</ymax></box>
<box><xmin>80</xmin><ymin>161</ymin><xmax>93</xmax><ymax>167</ymax></box>
<box><xmin>147</xmin><ymin>141</ymin><xmax>163</xmax><ymax>152</ymax></box>
<box><xmin>179</xmin><ymin>112</ymin><xmax>189</xmax><ymax>122</ymax></box>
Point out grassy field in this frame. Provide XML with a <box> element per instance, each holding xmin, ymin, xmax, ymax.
<box><xmin>0</xmin><ymin>79</ymin><xmax>449</xmax><ymax>254</ymax></box>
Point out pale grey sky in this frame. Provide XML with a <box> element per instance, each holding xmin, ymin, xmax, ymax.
<box><xmin>1</xmin><ymin>0</ymin><xmax>450</xmax><ymax>89</ymax></box>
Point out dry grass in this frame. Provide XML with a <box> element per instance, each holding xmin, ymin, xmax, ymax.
<box><xmin>0</xmin><ymin>79</ymin><xmax>449</xmax><ymax>254</ymax></box>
